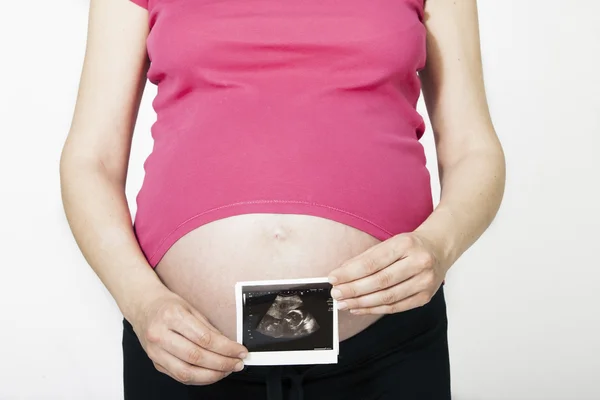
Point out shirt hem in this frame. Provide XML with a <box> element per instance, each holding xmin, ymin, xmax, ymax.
<box><xmin>144</xmin><ymin>200</ymin><xmax>399</xmax><ymax>267</ymax></box>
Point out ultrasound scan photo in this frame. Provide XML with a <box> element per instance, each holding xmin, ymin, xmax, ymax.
<box><xmin>256</xmin><ymin>294</ymin><xmax>320</xmax><ymax>339</ymax></box>
<box><xmin>240</xmin><ymin>281</ymin><xmax>334</xmax><ymax>353</ymax></box>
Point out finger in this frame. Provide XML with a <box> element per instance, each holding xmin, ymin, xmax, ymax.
<box><xmin>348</xmin><ymin>291</ymin><xmax>432</xmax><ymax>315</ymax></box>
<box><xmin>331</xmin><ymin>259</ymin><xmax>415</xmax><ymax>301</ymax></box>
<box><xmin>328</xmin><ymin>236</ymin><xmax>409</xmax><ymax>285</ymax></box>
<box><xmin>172</xmin><ymin>314</ymin><xmax>248</xmax><ymax>358</ymax></box>
<box><xmin>154</xmin><ymin>363</ymin><xmax>169</xmax><ymax>375</ymax></box>
<box><xmin>161</xmin><ymin>330</ymin><xmax>244</xmax><ymax>372</ymax></box>
<box><xmin>186</xmin><ymin>309</ymin><xmax>249</xmax><ymax>359</ymax></box>
<box><xmin>154</xmin><ymin>362</ymin><xmax>184</xmax><ymax>380</ymax></box>
<box><xmin>338</xmin><ymin>276</ymin><xmax>422</xmax><ymax>310</ymax></box>
<box><xmin>188</xmin><ymin>307</ymin><xmax>222</xmax><ymax>335</ymax></box>
<box><xmin>152</xmin><ymin>347</ymin><xmax>231</xmax><ymax>385</ymax></box>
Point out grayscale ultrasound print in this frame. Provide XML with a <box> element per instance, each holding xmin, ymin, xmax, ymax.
<box><xmin>256</xmin><ymin>294</ymin><xmax>320</xmax><ymax>339</ymax></box>
<box><xmin>241</xmin><ymin>282</ymin><xmax>334</xmax><ymax>352</ymax></box>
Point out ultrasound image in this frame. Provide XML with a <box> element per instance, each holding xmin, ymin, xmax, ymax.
<box><xmin>256</xmin><ymin>294</ymin><xmax>320</xmax><ymax>339</ymax></box>
<box><xmin>241</xmin><ymin>282</ymin><xmax>334</xmax><ymax>352</ymax></box>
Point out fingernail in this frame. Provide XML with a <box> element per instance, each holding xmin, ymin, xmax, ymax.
<box><xmin>331</xmin><ymin>289</ymin><xmax>343</xmax><ymax>299</ymax></box>
<box><xmin>234</xmin><ymin>361</ymin><xmax>244</xmax><ymax>372</ymax></box>
<box><xmin>238</xmin><ymin>352</ymin><xmax>247</xmax><ymax>359</ymax></box>
<box><xmin>350</xmin><ymin>309</ymin><xmax>361</xmax><ymax>315</ymax></box>
<box><xmin>328</xmin><ymin>276</ymin><xmax>338</xmax><ymax>284</ymax></box>
<box><xmin>337</xmin><ymin>301</ymin><xmax>348</xmax><ymax>310</ymax></box>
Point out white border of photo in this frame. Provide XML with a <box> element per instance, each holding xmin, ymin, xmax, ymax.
<box><xmin>235</xmin><ymin>277</ymin><xmax>339</xmax><ymax>366</ymax></box>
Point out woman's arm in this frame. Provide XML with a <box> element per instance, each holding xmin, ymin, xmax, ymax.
<box><xmin>415</xmin><ymin>0</ymin><xmax>506</xmax><ymax>267</ymax></box>
<box><xmin>60</xmin><ymin>0</ymin><xmax>163</xmax><ymax>319</ymax></box>
<box><xmin>60</xmin><ymin>0</ymin><xmax>246</xmax><ymax>383</ymax></box>
<box><xmin>328</xmin><ymin>0</ymin><xmax>506</xmax><ymax>314</ymax></box>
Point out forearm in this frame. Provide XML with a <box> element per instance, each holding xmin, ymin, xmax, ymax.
<box><xmin>60</xmin><ymin>156</ymin><xmax>168</xmax><ymax>321</ymax></box>
<box><xmin>414</xmin><ymin>145</ymin><xmax>506</xmax><ymax>269</ymax></box>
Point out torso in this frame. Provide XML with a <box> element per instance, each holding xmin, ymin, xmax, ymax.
<box><xmin>155</xmin><ymin>214</ymin><xmax>383</xmax><ymax>341</ymax></box>
<box><xmin>134</xmin><ymin>0</ymin><xmax>432</xmax><ymax>343</ymax></box>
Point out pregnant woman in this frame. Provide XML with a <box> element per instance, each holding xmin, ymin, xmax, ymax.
<box><xmin>60</xmin><ymin>0</ymin><xmax>505</xmax><ymax>398</ymax></box>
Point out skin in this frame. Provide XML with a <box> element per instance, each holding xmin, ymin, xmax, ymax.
<box><xmin>328</xmin><ymin>0</ymin><xmax>506</xmax><ymax>313</ymax></box>
<box><xmin>60</xmin><ymin>0</ymin><xmax>504</xmax><ymax>387</ymax></box>
<box><xmin>61</xmin><ymin>0</ymin><xmax>247</xmax><ymax>385</ymax></box>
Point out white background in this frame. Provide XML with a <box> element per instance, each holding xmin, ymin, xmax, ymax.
<box><xmin>1</xmin><ymin>1</ymin><xmax>599</xmax><ymax>399</ymax></box>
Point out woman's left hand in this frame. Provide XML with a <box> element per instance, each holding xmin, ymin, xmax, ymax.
<box><xmin>327</xmin><ymin>232</ymin><xmax>450</xmax><ymax>315</ymax></box>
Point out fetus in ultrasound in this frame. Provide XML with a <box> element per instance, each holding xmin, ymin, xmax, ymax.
<box><xmin>256</xmin><ymin>294</ymin><xmax>320</xmax><ymax>339</ymax></box>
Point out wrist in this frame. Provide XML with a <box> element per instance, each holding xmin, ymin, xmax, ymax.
<box><xmin>413</xmin><ymin>209</ymin><xmax>463</xmax><ymax>269</ymax></box>
<box><xmin>417</xmin><ymin>230</ymin><xmax>457</xmax><ymax>269</ymax></box>
<box><xmin>117</xmin><ymin>276</ymin><xmax>171</xmax><ymax>322</ymax></box>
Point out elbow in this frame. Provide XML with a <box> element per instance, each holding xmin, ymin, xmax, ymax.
<box><xmin>472</xmin><ymin>136</ymin><xmax>506</xmax><ymax>175</ymax></box>
<box><xmin>59</xmin><ymin>138</ymin><xmax>96</xmax><ymax>190</ymax></box>
<box><xmin>457</xmin><ymin>141</ymin><xmax>506</xmax><ymax>176</ymax></box>
<box><xmin>59</xmin><ymin>140</ymin><xmax>73</xmax><ymax>185</ymax></box>
<box><xmin>59</xmin><ymin>144</ymin><xmax>70</xmax><ymax>180</ymax></box>
<box><xmin>439</xmin><ymin>121</ymin><xmax>505</xmax><ymax>165</ymax></box>
<box><xmin>481</xmin><ymin>132</ymin><xmax>506</xmax><ymax>181</ymax></box>
<box><xmin>437</xmin><ymin>128</ymin><xmax>507</xmax><ymax>185</ymax></box>
<box><xmin>59</xmin><ymin>139</ymin><xmax>83</xmax><ymax>185</ymax></box>
<box><xmin>59</xmin><ymin>139</ymin><xmax>85</xmax><ymax>209</ymax></box>
<box><xmin>59</xmin><ymin>141</ymin><xmax>127</xmax><ymax>193</ymax></box>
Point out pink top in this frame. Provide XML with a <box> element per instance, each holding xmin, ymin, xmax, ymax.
<box><xmin>130</xmin><ymin>0</ymin><xmax>433</xmax><ymax>267</ymax></box>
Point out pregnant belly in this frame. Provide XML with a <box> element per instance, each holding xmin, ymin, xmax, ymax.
<box><xmin>155</xmin><ymin>213</ymin><xmax>384</xmax><ymax>342</ymax></box>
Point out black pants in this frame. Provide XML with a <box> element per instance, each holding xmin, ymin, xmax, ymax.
<box><xmin>123</xmin><ymin>286</ymin><xmax>451</xmax><ymax>400</ymax></box>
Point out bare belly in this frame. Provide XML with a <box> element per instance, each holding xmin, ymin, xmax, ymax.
<box><xmin>155</xmin><ymin>213</ymin><xmax>383</xmax><ymax>342</ymax></box>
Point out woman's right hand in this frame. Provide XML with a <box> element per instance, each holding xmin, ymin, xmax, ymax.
<box><xmin>129</xmin><ymin>289</ymin><xmax>248</xmax><ymax>385</ymax></box>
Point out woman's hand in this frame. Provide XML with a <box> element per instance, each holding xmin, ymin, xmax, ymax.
<box><xmin>327</xmin><ymin>232</ymin><xmax>449</xmax><ymax>315</ymax></box>
<box><xmin>129</xmin><ymin>289</ymin><xmax>248</xmax><ymax>385</ymax></box>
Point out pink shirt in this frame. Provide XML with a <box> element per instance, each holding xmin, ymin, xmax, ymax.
<box><xmin>130</xmin><ymin>0</ymin><xmax>432</xmax><ymax>267</ymax></box>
